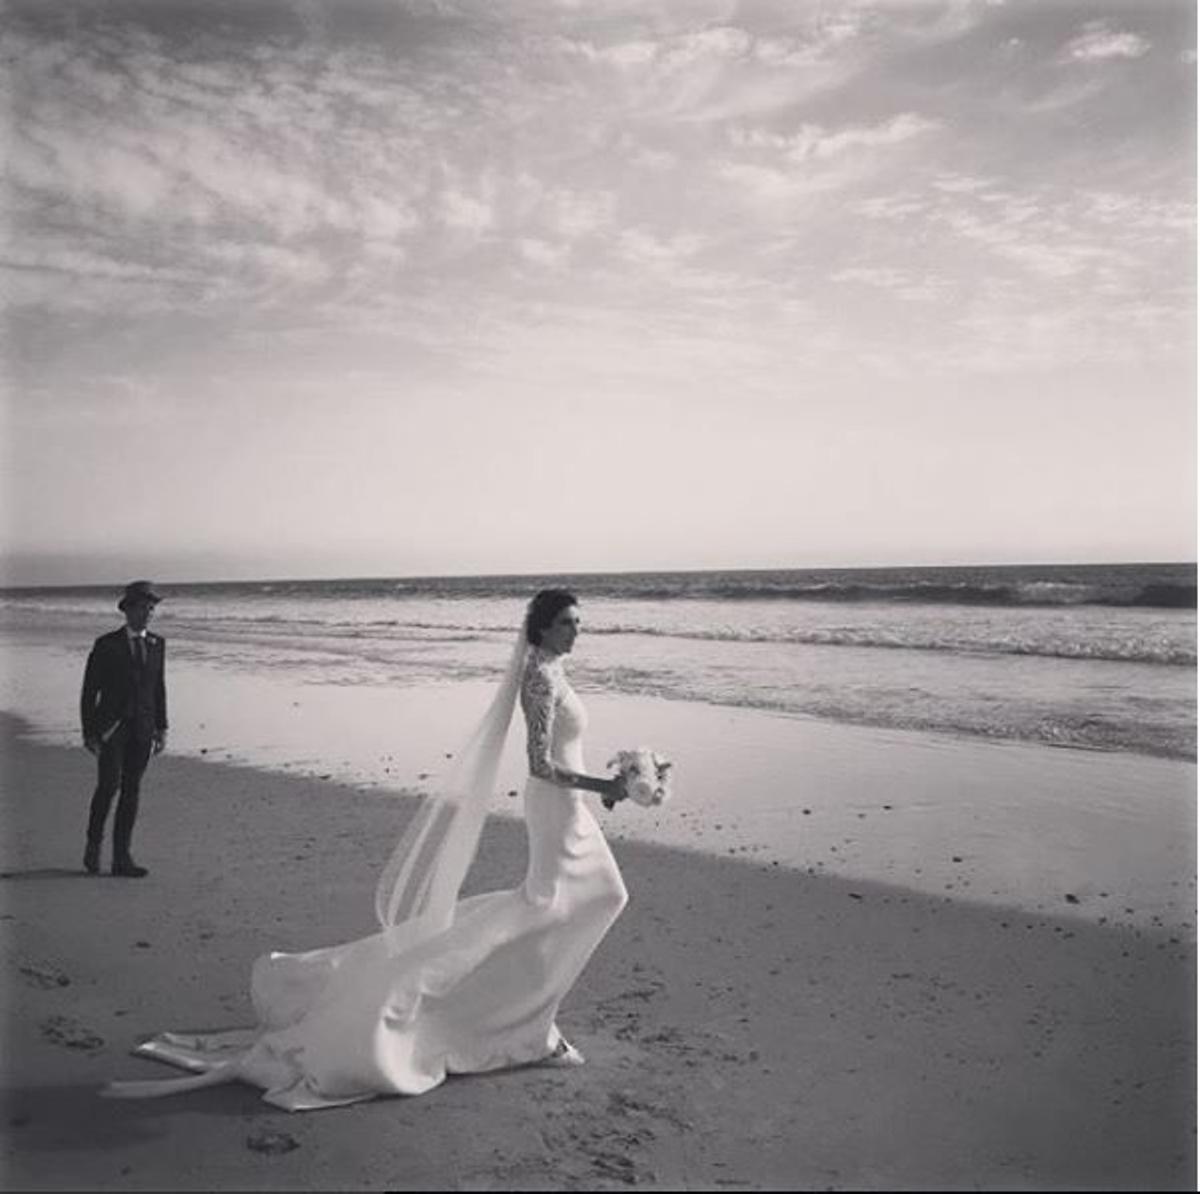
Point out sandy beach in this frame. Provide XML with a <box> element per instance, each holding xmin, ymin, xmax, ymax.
<box><xmin>1</xmin><ymin>711</ymin><xmax>1193</xmax><ymax>1191</ymax></box>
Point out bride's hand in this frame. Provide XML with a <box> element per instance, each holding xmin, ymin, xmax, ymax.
<box><xmin>601</xmin><ymin>775</ymin><xmax>627</xmax><ymax>810</ymax></box>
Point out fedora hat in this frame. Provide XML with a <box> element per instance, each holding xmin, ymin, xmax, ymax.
<box><xmin>118</xmin><ymin>580</ymin><xmax>163</xmax><ymax>611</ymax></box>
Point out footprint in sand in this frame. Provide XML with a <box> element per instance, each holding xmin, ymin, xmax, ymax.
<box><xmin>20</xmin><ymin>963</ymin><xmax>70</xmax><ymax>989</ymax></box>
<box><xmin>584</xmin><ymin>1145</ymin><xmax>644</xmax><ymax>1186</ymax></box>
<box><xmin>40</xmin><ymin>1015</ymin><xmax>103</xmax><ymax>1052</ymax></box>
<box><xmin>623</xmin><ymin>985</ymin><xmax>664</xmax><ymax>1003</ymax></box>
<box><xmin>246</xmin><ymin>1130</ymin><xmax>300</xmax><ymax>1155</ymax></box>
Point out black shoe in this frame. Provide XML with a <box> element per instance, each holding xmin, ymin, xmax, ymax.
<box><xmin>112</xmin><ymin>859</ymin><xmax>148</xmax><ymax>878</ymax></box>
<box><xmin>83</xmin><ymin>844</ymin><xmax>100</xmax><ymax>874</ymax></box>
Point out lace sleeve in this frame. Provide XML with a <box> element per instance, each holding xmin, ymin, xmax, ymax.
<box><xmin>520</xmin><ymin>660</ymin><xmax>560</xmax><ymax>781</ymax></box>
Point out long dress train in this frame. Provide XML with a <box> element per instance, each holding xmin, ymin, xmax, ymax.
<box><xmin>107</xmin><ymin>647</ymin><xmax>627</xmax><ymax>1110</ymax></box>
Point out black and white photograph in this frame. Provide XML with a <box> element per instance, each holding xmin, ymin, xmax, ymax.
<box><xmin>1</xmin><ymin>0</ymin><xmax>1195</xmax><ymax>1189</ymax></box>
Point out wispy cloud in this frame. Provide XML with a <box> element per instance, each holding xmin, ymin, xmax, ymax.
<box><xmin>714</xmin><ymin>111</ymin><xmax>941</xmax><ymax>221</ymax></box>
<box><xmin>732</xmin><ymin>113</ymin><xmax>940</xmax><ymax>161</ymax></box>
<box><xmin>517</xmin><ymin>237</ymin><xmax>568</xmax><ymax>269</ymax></box>
<box><xmin>1061</xmin><ymin>22</ymin><xmax>1151</xmax><ymax>64</ymax></box>
<box><xmin>3</xmin><ymin>0</ymin><xmax>1192</xmax><ymax>391</ymax></box>
<box><xmin>548</xmin><ymin>11</ymin><xmax>873</xmax><ymax>125</ymax></box>
<box><xmin>441</xmin><ymin>187</ymin><xmax>495</xmax><ymax>235</ymax></box>
<box><xmin>831</xmin><ymin>266</ymin><xmax>949</xmax><ymax>303</ymax></box>
<box><xmin>618</xmin><ymin>229</ymin><xmax>707</xmax><ymax>266</ymax></box>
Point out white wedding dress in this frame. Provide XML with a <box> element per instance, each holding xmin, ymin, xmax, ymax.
<box><xmin>110</xmin><ymin>646</ymin><xmax>627</xmax><ymax>1110</ymax></box>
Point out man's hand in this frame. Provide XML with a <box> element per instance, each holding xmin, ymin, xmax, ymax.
<box><xmin>83</xmin><ymin>735</ymin><xmax>100</xmax><ymax>756</ymax></box>
<box><xmin>152</xmin><ymin>730</ymin><xmax>167</xmax><ymax>756</ymax></box>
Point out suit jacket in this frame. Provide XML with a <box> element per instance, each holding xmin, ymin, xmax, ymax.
<box><xmin>80</xmin><ymin>628</ymin><xmax>168</xmax><ymax>742</ymax></box>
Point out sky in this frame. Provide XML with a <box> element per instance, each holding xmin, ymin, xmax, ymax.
<box><xmin>2</xmin><ymin>0</ymin><xmax>1195</xmax><ymax>585</ymax></box>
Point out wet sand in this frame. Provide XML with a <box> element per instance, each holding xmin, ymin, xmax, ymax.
<box><xmin>0</xmin><ymin>713</ymin><xmax>1194</xmax><ymax>1190</ymax></box>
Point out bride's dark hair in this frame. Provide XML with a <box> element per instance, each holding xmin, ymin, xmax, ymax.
<box><xmin>525</xmin><ymin>588</ymin><xmax>578</xmax><ymax>646</ymax></box>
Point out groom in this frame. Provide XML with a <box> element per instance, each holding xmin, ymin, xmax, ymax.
<box><xmin>80</xmin><ymin>580</ymin><xmax>169</xmax><ymax>878</ymax></box>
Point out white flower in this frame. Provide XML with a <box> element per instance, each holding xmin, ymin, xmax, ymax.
<box><xmin>607</xmin><ymin>748</ymin><xmax>674</xmax><ymax>807</ymax></box>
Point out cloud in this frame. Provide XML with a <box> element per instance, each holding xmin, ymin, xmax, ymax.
<box><xmin>6</xmin><ymin>25</ymin><xmax>429</xmax><ymax>234</ymax></box>
<box><xmin>1061</xmin><ymin>23</ymin><xmax>1151</xmax><ymax>63</ymax></box>
<box><xmin>441</xmin><ymin>189</ymin><xmax>495</xmax><ymax>234</ymax></box>
<box><xmin>618</xmin><ymin>229</ymin><xmax>707</xmax><ymax>266</ymax></box>
<box><xmin>851</xmin><ymin>193</ymin><xmax>931</xmax><ymax>220</ymax></box>
<box><xmin>931</xmin><ymin>174</ymin><xmax>994</xmax><ymax>195</ymax></box>
<box><xmin>928</xmin><ymin>180</ymin><xmax>1190</xmax><ymax>307</ymax></box>
<box><xmin>628</xmin><ymin>145</ymin><xmax>677</xmax><ymax>170</ymax></box>
<box><xmin>357</xmin><ymin>196</ymin><xmax>421</xmax><ymax>243</ymax></box>
<box><xmin>3</xmin><ymin>13</ymin><xmax>484</xmax><ymax>318</ymax></box>
<box><xmin>830</xmin><ymin>266</ymin><xmax>948</xmax><ymax>303</ymax></box>
<box><xmin>754</xmin><ymin>10</ymin><xmax>866</xmax><ymax>66</ymax></box>
<box><xmin>202</xmin><ymin>243</ymin><xmax>335</xmax><ymax>290</ymax></box>
<box><xmin>732</xmin><ymin>113</ymin><xmax>940</xmax><ymax>162</ymax></box>
<box><xmin>557</xmin><ymin>25</ymin><xmax>752</xmax><ymax>70</ymax></box>
<box><xmin>3</xmin><ymin>0</ymin><xmax>1191</xmax><ymax>398</ymax></box>
<box><xmin>592</xmin><ymin>39</ymin><xmax>659</xmax><ymax>68</ymax></box>
<box><xmin>548</xmin><ymin>15</ymin><xmax>866</xmax><ymax>125</ymax></box>
<box><xmin>1</xmin><ymin>244</ymin><xmax>198</xmax><ymax>287</ymax></box>
<box><xmin>548</xmin><ymin>189</ymin><xmax>616</xmax><ymax>238</ymax></box>
<box><xmin>518</xmin><ymin>238</ymin><xmax>568</xmax><ymax>268</ymax></box>
<box><xmin>717</xmin><ymin>111</ymin><xmax>941</xmax><ymax>212</ymax></box>
<box><xmin>1083</xmin><ymin>192</ymin><xmax>1193</xmax><ymax>235</ymax></box>
<box><xmin>717</xmin><ymin>160</ymin><xmax>839</xmax><ymax>206</ymax></box>
<box><xmin>659</xmin><ymin>26</ymin><xmax>754</xmax><ymax>69</ymax></box>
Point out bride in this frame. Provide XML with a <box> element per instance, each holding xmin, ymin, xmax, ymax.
<box><xmin>106</xmin><ymin>588</ymin><xmax>629</xmax><ymax>1109</ymax></box>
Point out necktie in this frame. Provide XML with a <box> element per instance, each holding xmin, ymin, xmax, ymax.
<box><xmin>134</xmin><ymin>636</ymin><xmax>146</xmax><ymax>669</ymax></box>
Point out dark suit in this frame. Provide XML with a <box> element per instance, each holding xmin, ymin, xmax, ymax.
<box><xmin>81</xmin><ymin>629</ymin><xmax>168</xmax><ymax>863</ymax></box>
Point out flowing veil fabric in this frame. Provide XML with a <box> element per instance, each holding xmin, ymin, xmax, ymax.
<box><xmin>373</xmin><ymin>625</ymin><xmax>528</xmax><ymax>953</ymax></box>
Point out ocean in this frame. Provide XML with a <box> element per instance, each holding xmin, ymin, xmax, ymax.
<box><xmin>1</xmin><ymin>562</ymin><xmax>1194</xmax><ymax>760</ymax></box>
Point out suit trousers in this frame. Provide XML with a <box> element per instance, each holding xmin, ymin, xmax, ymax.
<box><xmin>87</xmin><ymin>725</ymin><xmax>154</xmax><ymax>861</ymax></box>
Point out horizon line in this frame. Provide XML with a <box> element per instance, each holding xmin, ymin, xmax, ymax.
<box><xmin>0</xmin><ymin>558</ymin><xmax>1196</xmax><ymax>594</ymax></box>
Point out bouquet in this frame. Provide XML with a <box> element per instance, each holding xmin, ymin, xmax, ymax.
<box><xmin>604</xmin><ymin>748</ymin><xmax>673</xmax><ymax>810</ymax></box>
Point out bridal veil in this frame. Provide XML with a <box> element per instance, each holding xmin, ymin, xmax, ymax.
<box><xmin>373</xmin><ymin>620</ymin><xmax>528</xmax><ymax>954</ymax></box>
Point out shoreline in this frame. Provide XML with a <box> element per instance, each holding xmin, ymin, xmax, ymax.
<box><xmin>3</xmin><ymin>626</ymin><xmax>1194</xmax><ymax>933</ymax></box>
<box><xmin>1</xmin><ymin>713</ymin><xmax>1195</xmax><ymax>1190</ymax></box>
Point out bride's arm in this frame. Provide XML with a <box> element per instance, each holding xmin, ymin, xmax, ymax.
<box><xmin>520</xmin><ymin>664</ymin><xmax>624</xmax><ymax>801</ymax></box>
